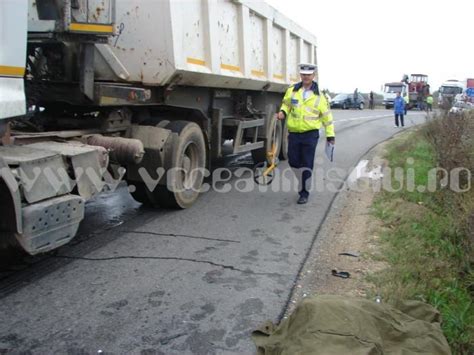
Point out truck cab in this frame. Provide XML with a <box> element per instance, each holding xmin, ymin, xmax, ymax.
<box><xmin>383</xmin><ymin>82</ymin><xmax>408</xmax><ymax>109</ymax></box>
<box><xmin>438</xmin><ymin>80</ymin><xmax>465</xmax><ymax>108</ymax></box>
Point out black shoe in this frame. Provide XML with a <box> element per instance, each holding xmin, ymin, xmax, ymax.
<box><xmin>297</xmin><ymin>196</ymin><xmax>308</xmax><ymax>204</ymax></box>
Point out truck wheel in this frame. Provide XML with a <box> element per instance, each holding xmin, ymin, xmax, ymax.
<box><xmin>156</xmin><ymin>121</ymin><xmax>206</xmax><ymax>209</ymax></box>
<box><xmin>252</xmin><ymin>118</ymin><xmax>282</xmax><ymax>163</ymax></box>
<box><xmin>279</xmin><ymin>122</ymin><xmax>289</xmax><ymax>161</ymax></box>
<box><xmin>359</xmin><ymin>102</ymin><xmax>364</xmax><ymax>110</ymax></box>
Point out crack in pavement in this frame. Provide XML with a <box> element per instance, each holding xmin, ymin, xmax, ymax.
<box><xmin>159</xmin><ymin>332</ymin><xmax>187</xmax><ymax>345</ymax></box>
<box><xmin>54</xmin><ymin>255</ymin><xmax>287</xmax><ymax>277</ymax></box>
<box><xmin>121</xmin><ymin>230</ymin><xmax>240</xmax><ymax>243</ymax></box>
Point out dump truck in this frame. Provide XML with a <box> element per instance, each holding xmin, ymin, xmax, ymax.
<box><xmin>0</xmin><ymin>0</ymin><xmax>318</xmax><ymax>255</ymax></box>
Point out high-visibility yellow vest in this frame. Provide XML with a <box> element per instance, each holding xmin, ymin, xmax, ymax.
<box><xmin>280</xmin><ymin>82</ymin><xmax>335</xmax><ymax>136</ymax></box>
<box><xmin>426</xmin><ymin>96</ymin><xmax>433</xmax><ymax>104</ymax></box>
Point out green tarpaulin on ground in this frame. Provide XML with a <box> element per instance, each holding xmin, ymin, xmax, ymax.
<box><xmin>252</xmin><ymin>295</ymin><xmax>451</xmax><ymax>355</ymax></box>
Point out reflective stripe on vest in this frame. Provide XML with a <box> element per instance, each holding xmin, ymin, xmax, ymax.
<box><xmin>313</xmin><ymin>96</ymin><xmax>321</xmax><ymax>108</ymax></box>
<box><xmin>302</xmin><ymin>95</ymin><xmax>322</xmax><ymax>122</ymax></box>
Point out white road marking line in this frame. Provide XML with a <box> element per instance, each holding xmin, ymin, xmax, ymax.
<box><xmin>337</xmin><ymin>114</ymin><xmax>393</xmax><ymax>123</ymax></box>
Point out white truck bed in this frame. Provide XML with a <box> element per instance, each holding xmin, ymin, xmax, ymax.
<box><xmin>91</xmin><ymin>0</ymin><xmax>317</xmax><ymax>92</ymax></box>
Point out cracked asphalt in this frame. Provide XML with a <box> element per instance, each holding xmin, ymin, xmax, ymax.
<box><xmin>0</xmin><ymin>109</ymin><xmax>429</xmax><ymax>354</ymax></box>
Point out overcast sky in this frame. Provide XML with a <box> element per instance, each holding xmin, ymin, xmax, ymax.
<box><xmin>265</xmin><ymin>0</ymin><xmax>473</xmax><ymax>94</ymax></box>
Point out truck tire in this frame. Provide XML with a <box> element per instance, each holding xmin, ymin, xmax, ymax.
<box><xmin>359</xmin><ymin>102</ymin><xmax>364</xmax><ymax>110</ymax></box>
<box><xmin>252</xmin><ymin>118</ymin><xmax>282</xmax><ymax>163</ymax></box>
<box><xmin>279</xmin><ymin>122</ymin><xmax>289</xmax><ymax>161</ymax></box>
<box><xmin>155</xmin><ymin>121</ymin><xmax>206</xmax><ymax>209</ymax></box>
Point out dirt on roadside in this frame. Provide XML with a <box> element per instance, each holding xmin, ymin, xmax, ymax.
<box><xmin>285</xmin><ymin>139</ymin><xmax>394</xmax><ymax>315</ymax></box>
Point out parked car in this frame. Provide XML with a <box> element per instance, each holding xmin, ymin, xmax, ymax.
<box><xmin>330</xmin><ymin>93</ymin><xmax>365</xmax><ymax>110</ymax></box>
<box><xmin>449</xmin><ymin>100</ymin><xmax>474</xmax><ymax>114</ymax></box>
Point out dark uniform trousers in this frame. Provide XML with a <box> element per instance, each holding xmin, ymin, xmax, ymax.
<box><xmin>287</xmin><ymin>129</ymin><xmax>319</xmax><ymax>198</ymax></box>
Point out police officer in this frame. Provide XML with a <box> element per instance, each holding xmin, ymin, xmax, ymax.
<box><xmin>403</xmin><ymin>92</ymin><xmax>409</xmax><ymax>115</ymax></box>
<box><xmin>276</xmin><ymin>63</ymin><xmax>335</xmax><ymax>204</ymax></box>
<box><xmin>426</xmin><ymin>94</ymin><xmax>433</xmax><ymax>111</ymax></box>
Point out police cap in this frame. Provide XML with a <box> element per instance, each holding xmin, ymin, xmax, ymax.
<box><xmin>299</xmin><ymin>63</ymin><xmax>316</xmax><ymax>75</ymax></box>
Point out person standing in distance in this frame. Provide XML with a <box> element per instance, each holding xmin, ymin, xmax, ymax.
<box><xmin>353</xmin><ymin>88</ymin><xmax>359</xmax><ymax>109</ymax></box>
<box><xmin>426</xmin><ymin>94</ymin><xmax>433</xmax><ymax>111</ymax></box>
<box><xmin>275</xmin><ymin>63</ymin><xmax>335</xmax><ymax>204</ymax></box>
<box><xmin>393</xmin><ymin>92</ymin><xmax>405</xmax><ymax>128</ymax></box>
<box><xmin>369</xmin><ymin>91</ymin><xmax>374</xmax><ymax>110</ymax></box>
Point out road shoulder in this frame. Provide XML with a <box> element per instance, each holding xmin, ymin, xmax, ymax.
<box><xmin>285</xmin><ymin>137</ymin><xmax>395</xmax><ymax>315</ymax></box>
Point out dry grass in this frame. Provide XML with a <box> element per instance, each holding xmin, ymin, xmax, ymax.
<box><xmin>371</xmin><ymin>110</ymin><xmax>474</xmax><ymax>353</ymax></box>
<box><xmin>423</xmin><ymin>111</ymin><xmax>474</xmax><ymax>262</ymax></box>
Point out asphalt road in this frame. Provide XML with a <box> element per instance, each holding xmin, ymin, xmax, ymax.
<box><xmin>0</xmin><ymin>109</ymin><xmax>429</xmax><ymax>354</ymax></box>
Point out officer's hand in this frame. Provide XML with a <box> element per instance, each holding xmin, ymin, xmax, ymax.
<box><xmin>275</xmin><ymin>111</ymin><xmax>285</xmax><ymax>120</ymax></box>
<box><xmin>327</xmin><ymin>137</ymin><xmax>335</xmax><ymax>144</ymax></box>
